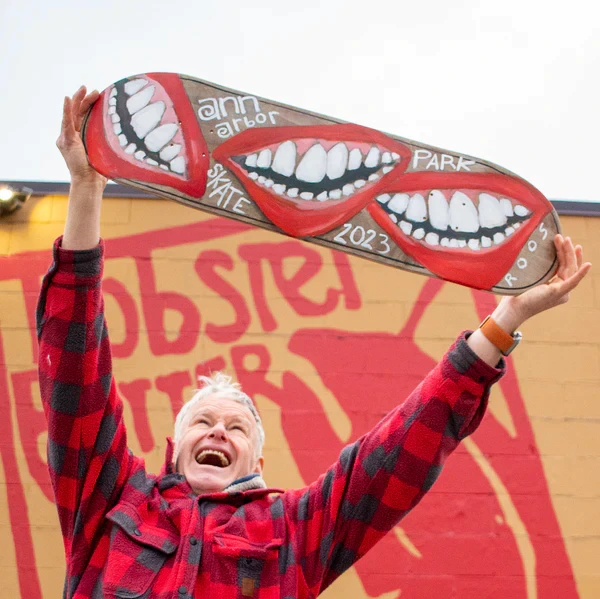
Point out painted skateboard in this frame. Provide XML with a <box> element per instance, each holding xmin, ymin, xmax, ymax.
<box><xmin>82</xmin><ymin>72</ymin><xmax>561</xmax><ymax>294</ymax></box>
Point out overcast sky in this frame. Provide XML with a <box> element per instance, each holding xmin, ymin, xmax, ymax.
<box><xmin>2</xmin><ymin>0</ymin><xmax>598</xmax><ymax>202</ymax></box>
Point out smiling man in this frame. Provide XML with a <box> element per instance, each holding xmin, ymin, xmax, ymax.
<box><xmin>38</xmin><ymin>87</ymin><xmax>591</xmax><ymax>599</ymax></box>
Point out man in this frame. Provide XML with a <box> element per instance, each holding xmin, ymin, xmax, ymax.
<box><xmin>39</xmin><ymin>86</ymin><xmax>591</xmax><ymax>599</ymax></box>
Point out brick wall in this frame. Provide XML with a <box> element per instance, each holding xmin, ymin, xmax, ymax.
<box><xmin>0</xmin><ymin>192</ymin><xmax>598</xmax><ymax>598</ymax></box>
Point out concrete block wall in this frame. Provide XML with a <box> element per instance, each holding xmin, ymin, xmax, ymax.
<box><xmin>0</xmin><ymin>192</ymin><xmax>598</xmax><ymax>598</ymax></box>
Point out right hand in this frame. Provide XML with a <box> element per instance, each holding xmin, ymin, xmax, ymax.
<box><xmin>57</xmin><ymin>86</ymin><xmax>107</xmax><ymax>188</ymax></box>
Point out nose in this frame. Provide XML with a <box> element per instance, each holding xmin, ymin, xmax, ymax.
<box><xmin>208</xmin><ymin>422</ymin><xmax>227</xmax><ymax>441</ymax></box>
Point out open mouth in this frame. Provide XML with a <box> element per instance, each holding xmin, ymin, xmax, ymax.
<box><xmin>84</xmin><ymin>73</ymin><xmax>209</xmax><ymax>198</ymax></box>
<box><xmin>213</xmin><ymin>124</ymin><xmax>412</xmax><ymax>237</ymax></box>
<box><xmin>368</xmin><ymin>172</ymin><xmax>551</xmax><ymax>289</ymax></box>
<box><xmin>195</xmin><ymin>449</ymin><xmax>231</xmax><ymax>468</ymax></box>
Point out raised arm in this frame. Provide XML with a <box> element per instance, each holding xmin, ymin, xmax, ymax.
<box><xmin>57</xmin><ymin>85</ymin><xmax>107</xmax><ymax>249</ymax></box>
<box><xmin>38</xmin><ymin>87</ymin><xmax>137</xmax><ymax>591</ymax></box>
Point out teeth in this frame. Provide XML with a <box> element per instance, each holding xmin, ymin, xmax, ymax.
<box><xmin>458</xmin><ymin>240</ymin><xmax>467</xmax><ymax>248</ymax></box>
<box><xmin>110</xmin><ymin>87</ymin><xmax>117</xmax><ymax>98</ymax></box>
<box><xmin>125</xmin><ymin>143</ymin><xmax>137</xmax><ymax>154</ymax></box>
<box><xmin>272</xmin><ymin>184</ymin><xmax>286</xmax><ymax>195</ymax></box>
<box><xmin>342</xmin><ymin>183</ymin><xmax>354</xmax><ymax>196</ymax></box>
<box><xmin>317</xmin><ymin>191</ymin><xmax>328</xmax><ymax>201</ymax></box>
<box><xmin>493</xmin><ymin>232</ymin><xmax>505</xmax><ymax>245</ymax></box>
<box><xmin>354</xmin><ymin>179</ymin><xmax>366</xmax><ymax>189</ymax></box>
<box><xmin>170</xmin><ymin>156</ymin><xmax>185</xmax><ymax>174</ymax></box>
<box><xmin>376</xmin><ymin>194</ymin><xmax>391</xmax><ymax>204</ymax></box>
<box><xmin>134</xmin><ymin>150</ymin><xmax>146</xmax><ymax>161</ymax></box>
<box><xmin>329</xmin><ymin>189</ymin><xmax>342</xmax><ymax>199</ymax></box>
<box><xmin>146</xmin><ymin>158</ymin><xmax>158</xmax><ymax>166</ymax></box>
<box><xmin>348</xmin><ymin>148</ymin><xmax>362</xmax><ymax>170</ymax></box>
<box><xmin>296</xmin><ymin>144</ymin><xmax>327</xmax><ymax>183</ymax></box>
<box><xmin>258</xmin><ymin>175</ymin><xmax>266</xmax><ymax>184</ymax></box>
<box><xmin>109</xmin><ymin>97</ymin><xmax>117</xmax><ymax>106</ymax></box>
<box><xmin>368</xmin><ymin>173</ymin><xmax>379</xmax><ymax>181</ymax></box>
<box><xmin>425</xmin><ymin>232</ymin><xmax>439</xmax><ymax>245</ymax></box>
<box><xmin>257</xmin><ymin>149</ymin><xmax>272</xmax><ymax>169</ymax></box>
<box><xmin>144</xmin><ymin>123</ymin><xmax>178</xmax><ymax>152</ymax></box>
<box><xmin>264</xmin><ymin>179</ymin><xmax>274</xmax><ymax>188</ymax></box>
<box><xmin>389</xmin><ymin>213</ymin><xmax>398</xmax><ymax>223</ymax></box>
<box><xmin>388</xmin><ymin>193</ymin><xmax>409</xmax><ymax>214</ymax></box>
<box><xmin>364</xmin><ymin>146</ymin><xmax>380</xmax><ymax>168</ymax></box>
<box><xmin>118</xmin><ymin>134</ymin><xmax>127</xmax><ymax>147</ymax></box>
<box><xmin>160</xmin><ymin>143</ymin><xmax>182</xmax><ymax>162</ymax></box>
<box><xmin>160</xmin><ymin>164</ymin><xmax>169</xmax><ymax>171</ymax></box>
<box><xmin>392</xmin><ymin>152</ymin><xmax>400</xmax><ymax>160</ymax></box>
<box><xmin>428</xmin><ymin>190</ymin><xmax>449</xmax><ymax>231</ymax></box>
<box><xmin>478</xmin><ymin>193</ymin><xmax>507</xmax><ymax>228</ymax></box>
<box><xmin>514</xmin><ymin>222</ymin><xmax>521</xmax><ymax>229</ymax></box>
<box><xmin>505</xmin><ymin>226</ymin><xmax>515</xmax><ymax>236</ymax></box>
<box><xmin>326</xmin><ymin>143</ymin><xmax>348</xmax><ymax>180</ymax></box>
<box><xmin>514</xmin><ymin>205</ymin><xmax>530</xmax><ymax>217</ymax></box>
<box><xmin>382</xmin><ymin>152</ymin><xmax>392</xmax><ymax>164</ymax></box>
<box><xmin>272</xmin><ymin>141</ymin><xmax>296</xmax><ymax>176</ymax></box>
<box><xmin>449</xmin><ymin>191</ymin><xmax>479</xmax><ymax>233</ymax></box>
<box><xmin>126</xmin><ymin>85</ymin><xmax>155</xmax><ymax>115</ymax></box>
<box><xmin>108</xmin><ymin>106</ymin><xmax>116</xmax><ymax>115</ymax></box>
<box><xmin>468</xmin><ymin>239</ymin><xmax>481</xmax><ymax>251</ymax></box>
<box><xmin>196</xmin><ymin>449</ymin><xmax>230</xmax><ymax>467</ymax></box>
<box><xmin>245</xmin><ymin>154</ymin><xmax>258</xmax><ymax>167</ymax></box>
<box><xmin>300</xmin><ymin>192</ymin><xmax>314</xmax><ymax>200</ymax></box>
<box><xmin>449</xmin><ymin>239</ymin><xmax>459</xmax><ymax>248</ymax></box>
<box><xmin>441</xmin><ymin>238</ymin><xmax>450</xmax><ymax>247</ymax></box>
<box><xmin>382</xmin><ymin>166</ymin><xmax>394</xmax><ymax>174</ymax></box>
<box><xmin>406</xmin><ymin>194</ymin><xmax>427</xmax><ymax>222</ymax></box>
<box><xmin>111</xmin><ymin>113</ymin><xmax>120</xmax><ymax>124</ymax></box>
<box><xmin>124</xmin><ymin>78</ymin><xmax>148</xmax><ymax>96</ymax></box>
<box><xmin>500</xmin><ymin>198</ymin><xmax>514</xmax><ymax>217</ymax></box>
<box><xmin>413</xmin><ymin>228</ymin><xmax>425</xmax><ymax>240</ymax></box>
<box><xmin>248</xmin><ymin>172</ymin><xmax>259</xmax><ymax>180</ymax></box>
<box><xmin>400</xmin><ymin>221</ymin><xmax>413</xmax><ymax>235</ymax></box>
<box><xmin>287</xmin><ymin>188</ymin><xmax>299</xmax><ymax>198</ymax></box>
<box><xmin>131</xmin><ymin>102</ymin><xmax>166</xmax><ymax>139</ymax></box>
<box><xmin>113</xmin><ymin>123</ymin><xmax>122</xmax><ymax>135</ymax></box>
<box><xmin>481</xmin><ymin>236</ymin><xmax>492</xmax><ymax>248</ymax></box>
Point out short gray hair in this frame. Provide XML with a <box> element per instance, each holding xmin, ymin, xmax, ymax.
<box><xmin>173</xmin><ymin>373</ymin><xmax>265</xmax><ymax>462</ymax></box>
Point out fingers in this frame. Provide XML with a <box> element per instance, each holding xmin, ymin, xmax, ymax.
<box><xmin>59</xmin><ymin>96</ymin><xmax>77</xmax><ymax>145</ymax></box>
<box><xmin>74</xmin><ymin>89</ymin><xmax>99</xmax><ymax>133</ymax></box>
<box><xmin>575</xmin><ymin>245</ymin><xmax>583</xmax><ymax>270</ymax></box>
<box><xmin>560</xmin><ymin>262</ymin><xmax>592</xmax><ymax>295</ymax></box>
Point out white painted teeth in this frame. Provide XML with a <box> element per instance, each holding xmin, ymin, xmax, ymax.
<box><xmin>406</xmin><ymin>194</ymin><xmax>427</xmax><ymax>222</ymax></box>
<box><xmin>160</xmin><ymin>143</ymin><xmax>182</xmax><ymax>162</ymax></box>
<box><xmin>113</xmin><ymin>123</ymin><xmax>122</xmax><ymax>135</ymax></box>
<box><xmin>388</xmin><ymin>193</ymin><xmax>409</xmax><ymax>214</ymax></box>
<box><xmin>342</xmin><ymin>183</ymin><xmax>354</xmax><ymax>196</ymax></box>
<box><xmin>428</xmin><ymin>190</ymin><xmax>450</xmax><ymax>231</ymax></box>
<box><xmin>478</xmin><ymin>193</ymin><xmax>507</xmax><ymax>228</ymax></box>
<box><xmin>134</xmin><ymin>150</ymin><xmax>146</xmax><ymax>161</ymax></box>
<box><xmin>124</xmin><ymin>78</ymin><xmax>148</xmax><ymax>96</ymax></box>
<box><xmin>348</xmin><ymin>148</ymin><xmax>362</xmax><ymax>170</ymax></box>
<box><xmin>449</xmin><ymin>191</ymin><xmax>479</xmax><ymax>233</ymax></box>
<box><xmin>381</xmin><ymin>189</ymin><xmax>533</xmax><ymax>249</ymax></box>
<box><xmin>131</xmin><ymin>102</ymin><xmax>166</xmax><ymax>139</ymax></box>
<box><xmin>126</xmin><ymin>85</ymin><xmax>155</xmax><ymax>115</ymax></box>
<box><xmin>144</xmin><ymin>123</ymin><xmax>178</xmax><ymax>152</ymax></box>
<box><xmin>296</xmin><ymin>144</ymin><xmax>327</xmax><ymax>183</ymax></box>
<box><xmin>364</xmin><ymin>146</ymin><xmax>380</xmax><ymax>168</ymax></box>
<box><xmin>257</xmin><ymin>149</ymin><xmax>272</xmax><ymax>169</ymax></box>
<box><xmin>326</xmin><ymin>143</ymin><xmax>348</xmax><ymax>180</ymax></box>
<box><xmin>382</xmin><ymin>152</ymin><xmax>392</xmax><ymax>164</ymax></box>
<box><xmin>125</xmin><ymin>143</ymin><xmax>136</xmax><ymax>154</ymax></box>
<box><xmin>273</xmin><ymin>184</ymin><xmax>286</xmax><ymax>195</ymax></box>
<box><xmin>245</xmin><ymin>154</ymin><xmax>258</xmax><ymax>167</ymax></box>
<box><xmin>170</xmin><ymin>156</ymin><xmax>185</xmax><ymax>174</ymax></box>
<box><xmin>272</xmin><ymin>141</ymin><xmax>296</xmax><ymax>176</ymax></box>
<box><xmin>329</xmin><ymin>189</ymin><xmax>342</xmax><ymax>200</ymax></box>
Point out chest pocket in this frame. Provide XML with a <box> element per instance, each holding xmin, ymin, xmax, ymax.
<box><xmin>209</xmin><ymin>532</ymin><xmax>283</xmax><ymax>599</ymax></box>
<box><xmin>103</xmin><ymin>502</ymin><xmax>179</xmax><ymax>598</ymax></box>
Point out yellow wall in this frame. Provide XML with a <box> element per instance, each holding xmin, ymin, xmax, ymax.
<box><xmin>0</xmin><ymin>192</ymin><xmax>598</xmax><ymax>598</ymax></box>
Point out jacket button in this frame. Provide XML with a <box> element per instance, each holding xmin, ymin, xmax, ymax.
<box><xmin>189</xmin><ymin>537</ymin><xmax>197</xmax><ymax>545</ymax></box>
<box><xmin>178</xmin><ymin>586</ymin><xmax>187</xmax><ymax>595</ymax></box>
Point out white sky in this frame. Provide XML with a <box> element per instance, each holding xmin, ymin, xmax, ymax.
<box><xmin>2</xmin><ymin>0</ymin><xmax>599</xmax><ymax>202</ymax></box>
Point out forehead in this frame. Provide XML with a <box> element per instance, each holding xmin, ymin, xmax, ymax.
<box><xmin>186</xmin><ymin>395</ymin><xmax>255</xmax><ymax>424</ymax></box>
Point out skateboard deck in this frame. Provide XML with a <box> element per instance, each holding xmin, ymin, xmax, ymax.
<box><xmin>82</xmin><ymin>72</ymin><xmax>560</xmax><ymax>294</ymax></box>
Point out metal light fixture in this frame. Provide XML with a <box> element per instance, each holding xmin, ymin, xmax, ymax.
<box><xmin>0</xmin><ymin>184</ymin><xmax>32</xmax><ymax>216</ymax></box>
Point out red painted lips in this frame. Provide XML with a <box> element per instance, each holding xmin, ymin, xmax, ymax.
<box><xmin>84</xmin><ymin>73</ymin><xmax>209</xmax><ymax>198</ymax></box>
<box><xmin>368</xmin><ymin>171</ymin><xmax>552</xmax><ymax>289</ymax></box>
<box><xmin>213</xmin><ymin>124</ymin><xmax>412</xmax><ymax>237</ymax></box>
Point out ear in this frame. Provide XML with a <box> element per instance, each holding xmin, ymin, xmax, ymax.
<box><xmin>253</xmin><ymin>456</ymin><xmax>264</xmax><ymax>475</ymax></box>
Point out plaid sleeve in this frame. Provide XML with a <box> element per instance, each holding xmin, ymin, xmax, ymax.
<box><xmin>37</xmin><ymin>237</ymin><xmax>133</xmax><ymax>566</ymax></box>
<box><xmin>282</xmin><ymin>333</ymin><xmax>505</xmax><ymax>594</ymax></box>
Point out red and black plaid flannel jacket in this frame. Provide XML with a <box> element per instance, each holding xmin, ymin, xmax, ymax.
<box><xmin>37</xmin><ymin>238</ymin><xmax>504</xmax><ymax>599</ymax></box>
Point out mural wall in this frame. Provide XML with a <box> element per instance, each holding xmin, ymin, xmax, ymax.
<box><xmin>0</xmin><ymin>192</ymin><xmax>598</xmax><ymax>598</ymax></box>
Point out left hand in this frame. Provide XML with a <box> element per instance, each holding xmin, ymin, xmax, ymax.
<box><xmin>494</xmin><ymin>234</ymin><xmax>592</xmax><ymax>331</ymax></box>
